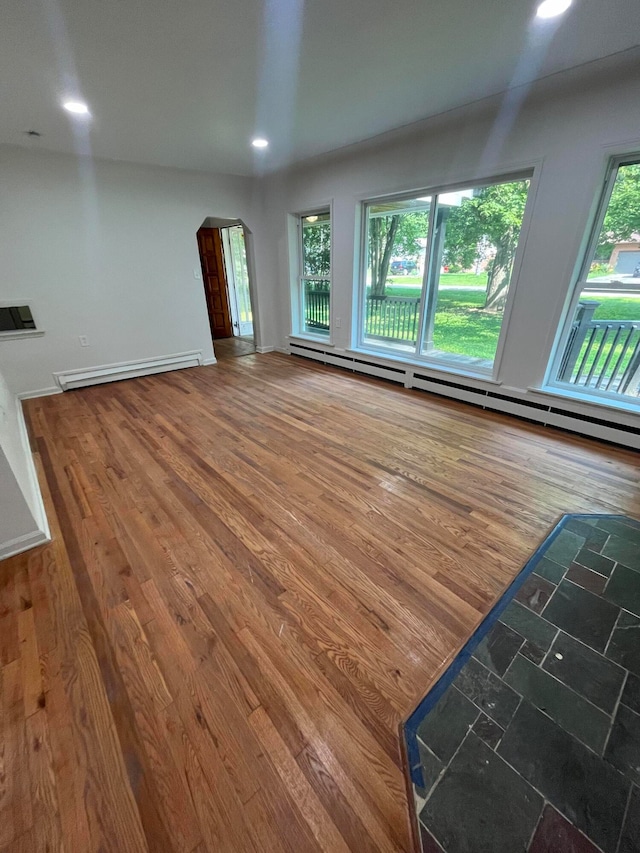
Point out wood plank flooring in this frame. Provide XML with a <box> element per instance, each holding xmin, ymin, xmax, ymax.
<box><xmin>2</xmin><ymin>352</ymin><xmax>639</xmax><ymax>852</ymax></box>
<box><xmin>214</xmin><ymin>336</ymin><xmax>257</xmax><ymax>360</ymax></box>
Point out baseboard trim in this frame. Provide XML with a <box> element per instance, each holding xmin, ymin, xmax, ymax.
<box><xmin>16</xmin><ymin>398</ymin><xmax>51</xmax><ymax>542</ymax></box>
<box><xmin>256</xmin><ymin>346</ymin><xmax>275</xmax><ymax>354</ymax></box>
<box><xmin>17</xmin><ymin>387</ymin><xmax>62</xmax><ymax>401</ymax></box>
<box><xmin>0</xmin><ymin>529</ymin><xmax>50</xmax><ymax>562</ymax></box>
<box><xmin>53</xmin><ymin>350</ymin><xmax>204</xmax><ymax>391</ymax></box>
<box><xmin>289</xmin><ymin>342</ymin><xmax>640</xmax><ymax>450</ymax></box>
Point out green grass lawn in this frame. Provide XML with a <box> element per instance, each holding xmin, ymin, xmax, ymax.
<box><xmin>365</xmin><ymin>287</ymin><xmax>499</xmax><ymax>359</ymax></box>
<box><xmin>388</xmin><ymin>272</ymin><xmax>487</xmax><ymax>288</ymax></box>
<box><xmin>364</xmin><ymin>288</ymin><xmax>640</xmax><ymax>362</ymax></box>
<box><xmin>430</xmin><ymin>289</ymin><xmax>501</xmax><ymax>360</ymax></box>
<box><xmin>589</xmin><ymin>295</ymin><xmax>640</xmax><ymax>321</ymax></box>
<box><xmin>307</xmin><ymin>284</ymin><xmax>640</xmax><ymax>363</ymax></box>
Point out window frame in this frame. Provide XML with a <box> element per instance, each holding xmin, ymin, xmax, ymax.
<box><xmin>292</xmin><ymin>206</ymin><xmax>333</xmax><ymax>342</ymax></box>
<box><xmin>544</xmin><ymin>153</ymin><xmax>640</xmax><ymax>409</ymax></box>
<box><xmin>355</xmin><ymin>170</ymin><xmax>534</xmax><ymax>379</ymax></box>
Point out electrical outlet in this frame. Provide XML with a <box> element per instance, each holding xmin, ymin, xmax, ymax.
<box><xmin>78</xmin><ymin>335</ymin><xmax>89</xmax><ymax>347</ymax></box>
<box><xmin>193</xmin><ymin>268</ymin><xmax>202</xmax><ymax>280</ymax></box>
<box><xmin>335</xmin><ymin>317</ymin><xmax>342</xmax><ymax>328</ymax></box>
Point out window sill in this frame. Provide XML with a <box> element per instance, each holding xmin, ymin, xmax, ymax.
<box><xmin>348</xmin><ymin>344</ymin><xmax>500</xmax><ymax>384</ymax></box>
<box><xmin>289</xmin><ymin>334</ymin><xmax>334</xmax><ymax>347</ymax></box>
<box><xmin>0</xmin><ymin>329</ymin><xmax>44</xmax><ymax>341</ymax></box>
<box><xmin>533</xmin><ymin>384</ymin><xmax>640</xmax><ymax>417</ymax></box>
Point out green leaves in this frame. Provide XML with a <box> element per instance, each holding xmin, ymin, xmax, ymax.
<box><xmin>302</xmin><ymin>217</ymin><xmax>331</xmax><ymax>276</ymax></box>
<box><xmin>599</xmin><ymin>163</ymin><xmax>640</xmax><ymax>250</ymax></box>
<box><xmin>442</xmin><ymin>180</ymin><xmax>529</xmax><ymax>270</ymax></box>
<box><xmin>442</xmin><ymin>179</ymin><xmax>530</xmax><ymax>311</ymax></box>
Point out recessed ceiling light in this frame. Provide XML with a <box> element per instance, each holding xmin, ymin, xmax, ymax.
<box><xmin>251</xmin><ymin>138</ymin><xmax>269</xmax><ymax>149</ymax></box>
<box><xmin>63</xmin><ymin>100</ymin><xmax>90</xmax><ymax>115</ymax></box>
<box><xmin>536</xmin><ymin>0</ymin><xmax>572</xmax><ymax>19</ymax></box>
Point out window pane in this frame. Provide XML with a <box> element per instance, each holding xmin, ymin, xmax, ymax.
<box><xmin>555</xmin><ymin>161</ymin><xmax>640</xmax><ymax>400</ymax></box>
<box><xmin>302</xmin><ymin>213</ymin><xmax>331</xmax><ymax>277</ymax></box>
<box><xmin>362</xmin><ymin>196</ymin><xmax>431</xmax><ymax>352</ymax></box>
<box><xmin>421</xmin><ymin>178</ymin><xmax>530</xmax><ymax>368</ymax></box>
<box><xmin>303</xmin><ymin>279</ymin><xmax>330</xmax><ymax>335</ymax></box>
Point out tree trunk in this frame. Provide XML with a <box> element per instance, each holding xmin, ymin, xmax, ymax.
<box><xmin>370</xmin><ymin>215</ymin><xmax>399</xmax><ymax>298</ymax></box>
<box><xmin>483</xmin><ymin>233</ymin><xmax>516</xmax><ymax>312</ymax></box>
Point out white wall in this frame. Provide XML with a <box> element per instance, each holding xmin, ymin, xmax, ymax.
<box><xmin>0</xmin><ymin>146</ymin><xmax>259</xmax><ymax>395</ymax></box>
<box><xmin>259</xmin><ymin>51</ymin><xmax>640</xmax><ymax>426</ymax></box>
<box><xmin>0</xmin><ymin>366</ymin><xmax>46</xmax><ymax>558</ymax></box>
<box><xmin>0</xmin><ymin>368</ymin><xmax>37</xmax><ymax>520</ymax></box>
<box><xmin>0</xmin><ymin>451</ymin><xmax>37</xmax><ymax>553</ymax></box>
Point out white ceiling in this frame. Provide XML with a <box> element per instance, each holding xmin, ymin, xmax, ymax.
<box><xmin>1</xmin><ymin>0</ymin><xmax>639</xmax><ymax>176</ymax></box>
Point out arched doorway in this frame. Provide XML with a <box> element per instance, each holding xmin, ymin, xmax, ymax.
<box><xmin>196</xmin><ymin>218</ymin><xmax>257</xmax><ymax>359</ymax></box>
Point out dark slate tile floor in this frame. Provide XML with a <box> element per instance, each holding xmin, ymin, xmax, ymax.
<box><xmin>404</xmin><ymin>514</ymin><xmax>640</xmax><ymax>853</ymax></box>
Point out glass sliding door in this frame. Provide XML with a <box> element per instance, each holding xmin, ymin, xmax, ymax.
<box><xmin>362</xmin><ymin>197</ymin><xmax>431</xmax><ymax>352</ymax></box>
<box><xmin>359</xmin><ymin>175</ymin><xmax>532</xmax><ymax>373</ymax></box>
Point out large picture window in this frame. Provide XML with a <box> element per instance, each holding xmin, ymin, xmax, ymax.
<box><xmin>549</xmin><ymin>156</ymin><xmax>640</xmax><ymax>405</ymax></box>
<box><xmin>298</xmin><ymin>211</ymin><xmax>331</xmax><ymax>336</ymax></box>
<box><xmin>360</xmin><ymin>175</ymin><xmax>531</xmax><ymax>371</ymax></box>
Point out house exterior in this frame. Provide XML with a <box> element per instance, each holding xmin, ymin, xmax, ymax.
<box><xmin>610</xmin><ymin>238</ymin><xmax>640</xmax><ymax>274</ymax></box>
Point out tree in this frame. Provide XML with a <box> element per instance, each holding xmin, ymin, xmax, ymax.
<box><xmin>369</xmin><ymin>215</ymin><xmax>399</xmax><ymax>298</ymax></box>
<box><xmin>596</xmin><ymin>163</ymin><xmax>640</xmax><ymax>261</ymax></box>
<box><xmin>368</xmin><ymin>210</ymin><xmax>428</xmax><ymax>298</ymax></box>
<box><xmin>442</xmin><ymin>180</ymin><xmax>530</xmax><ymax>312</ymax></box>
<box><xmin>302</xmin><ymin>217</ymin><xmax>330</xmax><ymax>287</ymax></box>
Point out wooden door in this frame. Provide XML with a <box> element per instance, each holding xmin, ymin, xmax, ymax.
<box><xmin>197</xmin><ymin>227</ymin><xmax>233</xmax><ymax>339</ymax></box>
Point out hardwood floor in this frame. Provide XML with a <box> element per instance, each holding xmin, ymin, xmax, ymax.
<box><xmin>214</xmin><ymin>336</ymin><xmax>257</xmax><ymax>359</ymax></box>
<box><xmin>2</xmin><ymin>352</ymin><xmax>639</xmax><ymax>852</ymax></box>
